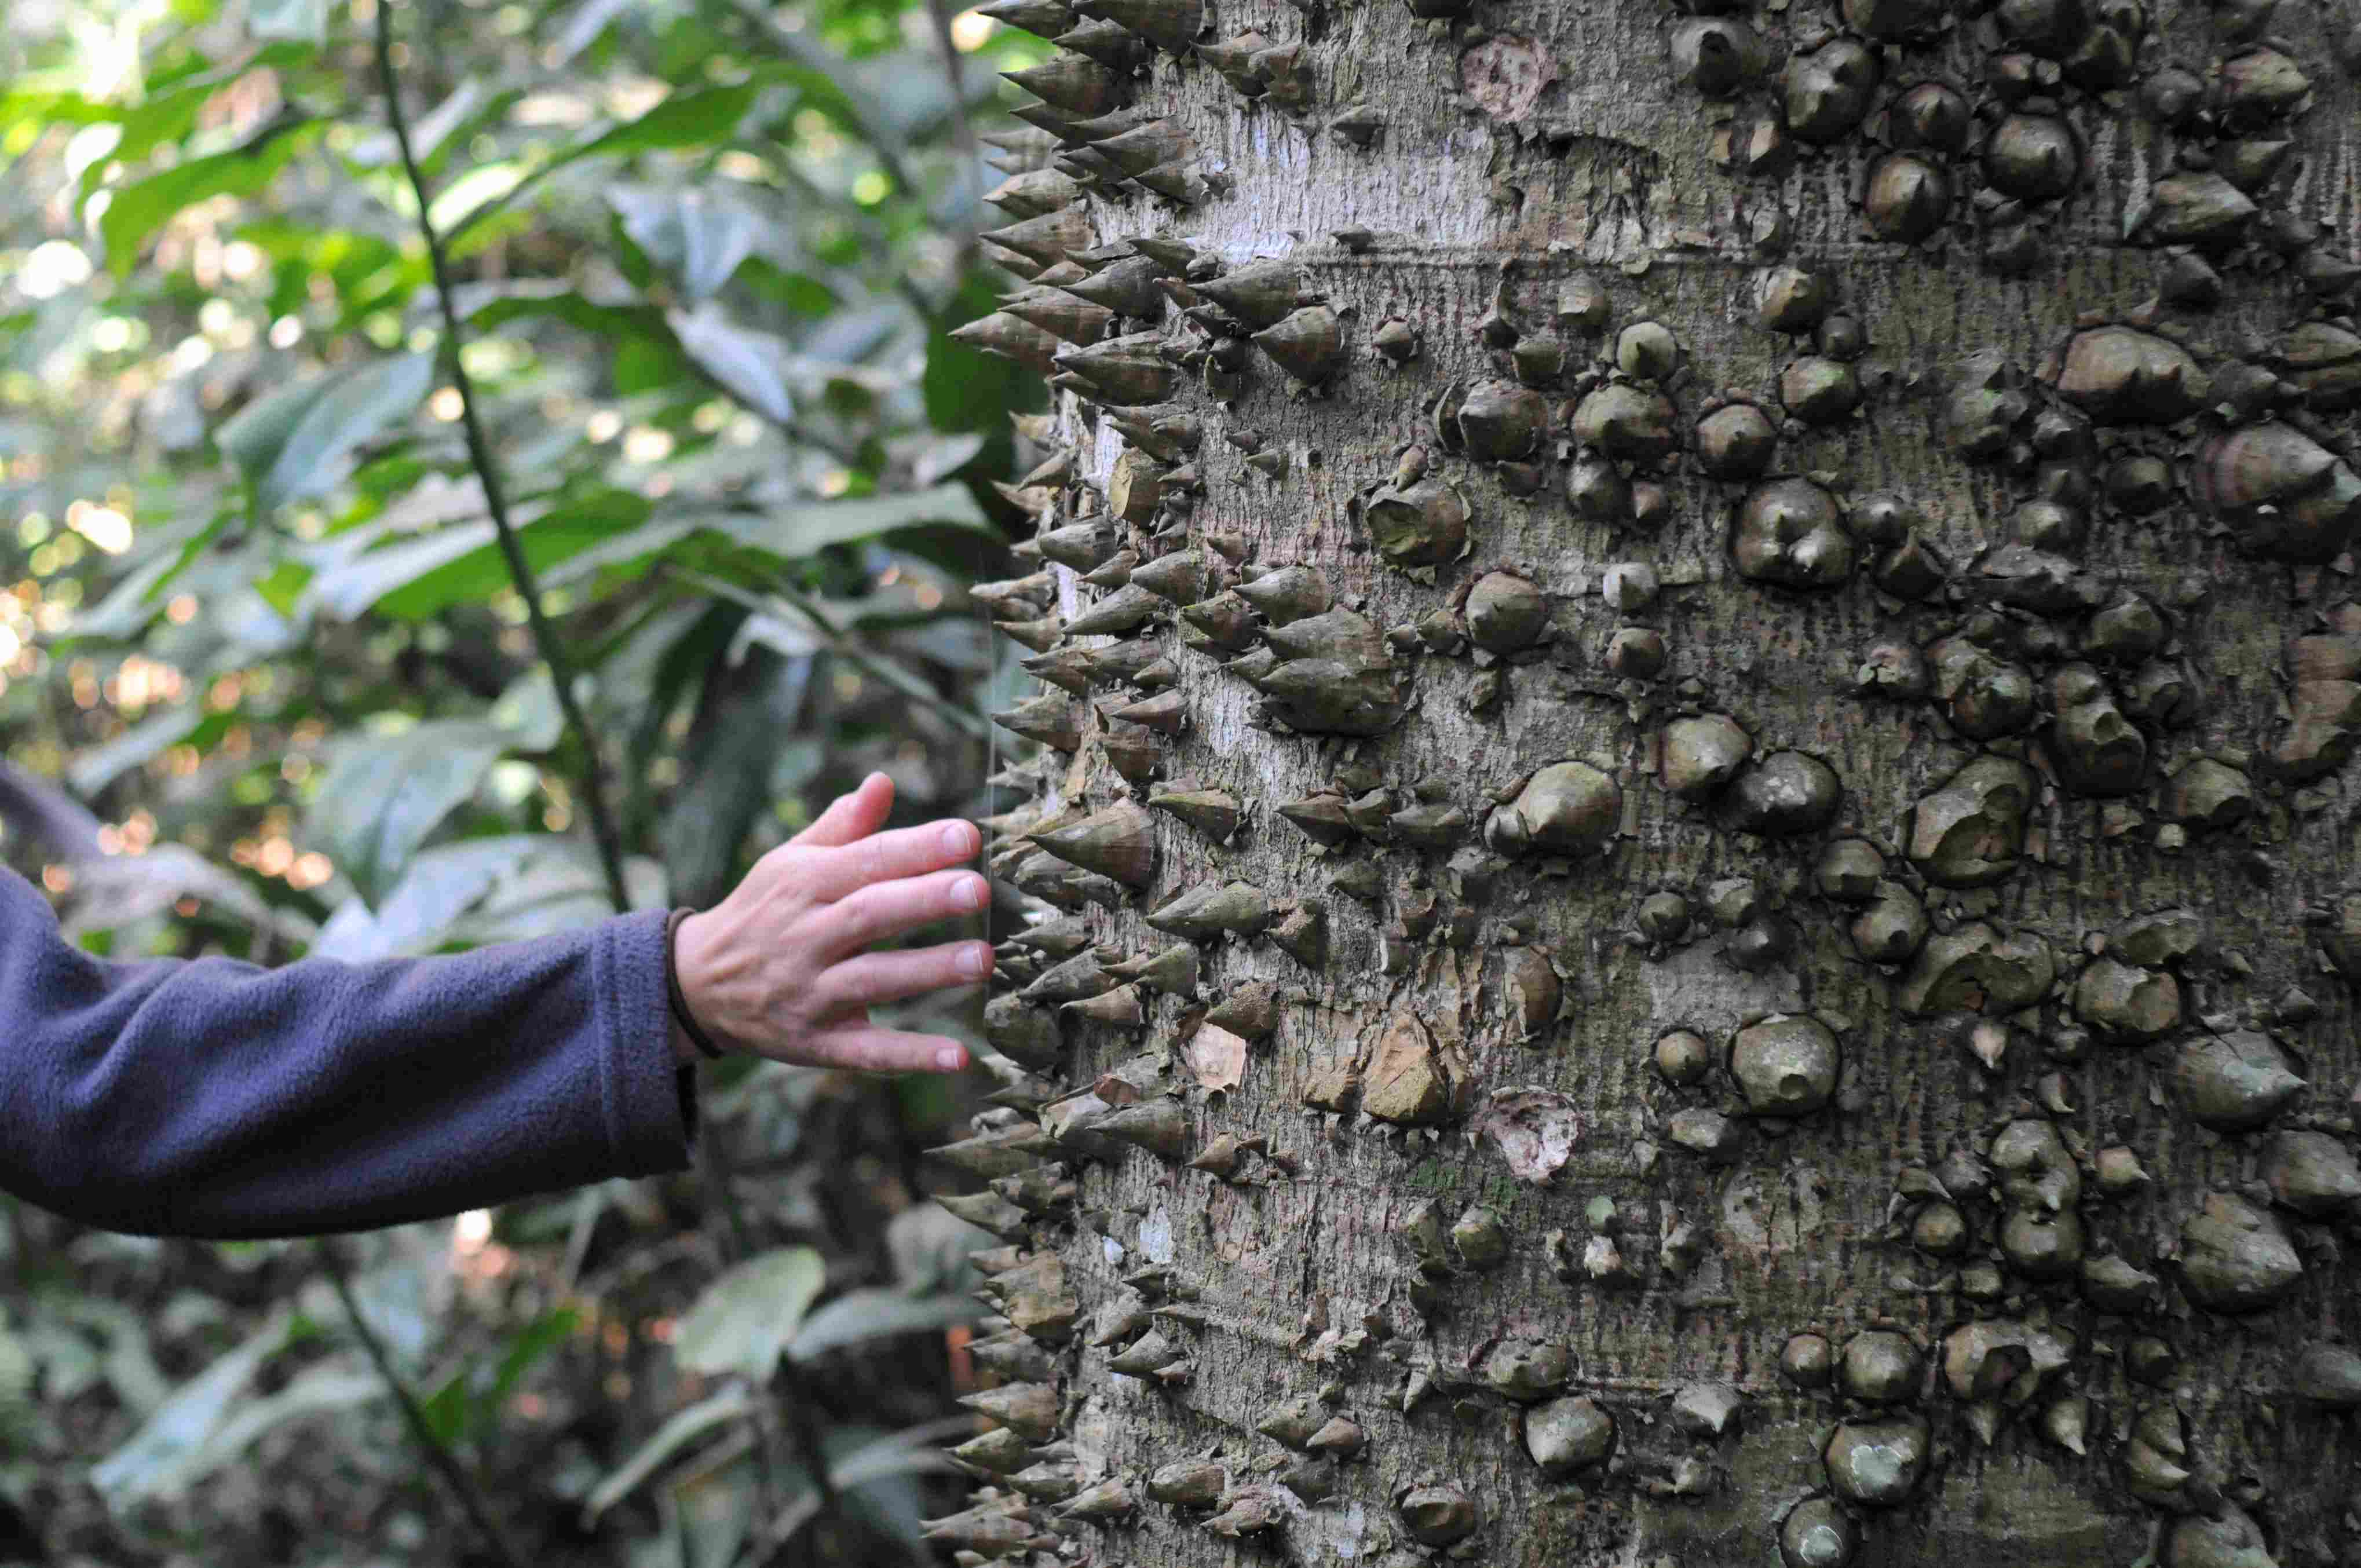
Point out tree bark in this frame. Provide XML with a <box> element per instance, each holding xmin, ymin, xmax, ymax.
<box><xmin>944</xmin><ymin>1</ymin><xmax>2361</xmax><ymax>1564</ymax></box>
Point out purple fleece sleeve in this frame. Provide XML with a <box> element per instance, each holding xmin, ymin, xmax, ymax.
<box><xmin>0</xmin><ymin>865</ymin><xmax>697</xmax><ymax>1239</ymax></box>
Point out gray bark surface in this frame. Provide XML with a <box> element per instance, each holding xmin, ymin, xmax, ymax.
<box><xmin>943</xmin><ymin>0</ymin><xmax>2361</xmax><ymax>1563</ymax></box>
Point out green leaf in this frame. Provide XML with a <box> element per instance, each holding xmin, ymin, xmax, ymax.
<box><xmin>219</xmin><ymin>353</ymin><xmax>434</xmax><ymax>514</ymax></box>
<box><xmin>66</xmin><ymin>706</ymin><xmax>206</xmax><ymax>796</ymax></box>
<box><xmin>439</xmin><ymin>843</ymin><xmax>667</xmax><ymax>944</ymax></box>
<box><xmin>492</xmin><ymin>667</ymin><xmax>567</xmax><ymax>752</ymax></box>
<box><xmin>308</xmin><ymin>835</ymin><xmax>542</xmax><ymax>961</ymax></box>
<box><xmin>571</xmin><ymin>84</ymin><xmax>756</xmax><ymax>163</ymax></box>
<box><xmin>445</xmin><ymin>85</ymin><xmax>757</xmax><ymax>243</ymax></box>
<box><xmin>787</xmin><ymin>1289</ymin><xmax>980</xmax><ymax>1363</ymax></box>
<box><xmin>659</xmin><ymin>647</ymin><xmax>806</xmax><ymax>908</ymax></box>
<box><xmin>581</xmin><ymin>1385</ymin><xmax>755</xmax><ymax>1525</ymax></box>
<box><xmin>456</xmin><ymin>280</ymin><xmax>664</xmax><ymax>339</ymax></box>
<box><xmin>608</xmin><ymin>186</ymin><xmax>763</xmax><ymax>304</ymax></box>
<box><xmin>65</xmin><ymin>845</ymin><xmax>317</xmax><ymax>946</ymax></box>
<box><xmin>90</xmin><ymin>1314</ymin><xmax>294</xmax><ymax>1506</ymax></box>
<box><xmin>309</xmin><ymin>488</ymin><xmax>652</xmax><ymax>622</ymax></box>
<box><xmin>747</xmin><ymin>1421</ymin><xmax>966</xmax><ymax>1551</ymax></box>
<box><xmin>422</xmin><ymin>1372</ymin><xmax>471</xmax><ymax>1449</ymax></box>
<box><xmin>97</xmin><ymin>120</ymin><xmax>309</xmax><ymax>277</ymax></box>
<box><xmin>254</xmin><ymin>559</ymin><xmax>312</xmax><ymax>616</ymax></box>
<box><xmin>670</xmin><ymin>1247</ymin><xmax>825</xmax><ymax>1386</ymax></box>
<box><xmin>72</xmin><ymin>551</ymin><xmax>192</xmax><ymax>641</ymax></box>
<box><xmin>733</xmin><ymin>482</ymin><xmax>993</xmax><ymax>554</ymax></box>
<box><xmin>176</xmin><ymin>1364</ymin><xmax>382</xmax><ymax>1482</ymax></box>
<box><xmin>667</xmin><ymin>306</ymin><xmax>794</xmax><ymax>423</ymax></box>
<box><xmin>303</xmin><ymin>720</ymin><xmax>513</xmax><ymax>908</ymax></box>
<box><xmin>485</xmin><ymin>1307</ymin><xmax>577</xmax><ymax>1413</ymax></box>
<box><xmin>350</xmin><ymin>79</ymin><xmax>488</xmax><ymax>169</ymax></box>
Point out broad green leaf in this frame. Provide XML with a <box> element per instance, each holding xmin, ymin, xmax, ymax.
<box><xmin>422</xmin><ymin>1370</ymin><xmax>471</xmax><ymax>1449</ymax></box>
<box><xmin>254</xmin><ymin>560</ymin><xmax>312</xmax><ymax>616</ymax></box>
<box><xmin>90</xmin><ymin>1314</ymin><xmax>293</xmax><ymax>1506</ymax></box>
<box><xmin>485</xmin><ymin>1307</ymin><xmax>578</xmax><ymax>1412</ymax></box>
<box><xmin>419</xmin><ymin>1306</ymin><xmax>576</xmax><ymax>1448</ymax></box>
<box><xmin>924</xmin><ymin>271</ymin><xmax>1025</xmax><ymax>478</ymax></box>
<box><xmin>677</xmin><ymin>1458</ymin><xmax>758</xmax><ymax>1568</ymax></box>
<box><xmin>219</xmin><ymin>353</ymin><xmax>434</xmax><ymax>514</ymax></box>
<box><xmin>71</xmin><ymin>551</ymin><xmax>191</xmax><ymax>640</ymax></box>
<box><xmin>446</xmin><ymin>85</ymin><xmax>758</xmax><ymax>243</ymax></box>
<box><xmin>670</xmin><ymin>1247</ymin><xmax>825</xmax><ymax>1386</ymax></box>
<box><xmin>538</xmin><ymin>517</ymin><xmax>701</xmax><ymax>593</ymax></box>
<box><xmin>441</xmin><ymin>843</ymin><xmax>668</xmax><ymax>944</ymax></box>
<box><xmin>730</xmin><ymin>482</ymin><xmax>992</xmax><ymax>555</ymax></box>
<box><xmin>65</xmin><ymin>845</ymin><xmax>318</xmax><ymax>945</ymax></box>
<box><xmin>667</xmin><ymin>306</ymin><xmax>794</xmax><ymax>423</ymax></box>
<box><xmin>429</xmin><ymin>161</ymin><xmax>528</xmax><ymax>235</ymax></box>
<box><xmin>458</xmin><ymin>280</ymin><xmax>664</xmax><ymax>339</ymax></box>
<box><xmin>303</xmin><ymin>721</ymin><xmax>513</xmax><ymax>908</ymax></box>
<box><xmin>787</xmin><ymin>1289</ymin><xmax>979</xmax><ymax>1363</ymax></box>
<box><xmin>66</xmin><ymin>706</ymin><xmax>205</xmax><ymax>796</ymax></box>
<box><xmin>46</xmin><ymin>1296</ymin><xmax>170</xmax><ymax>1415</ymax></box>
<box><xmin>492</xmin><ymin>667</ymin><xmax>567</xmax><ymax>751</ymax></box>
<box><xmin>97</xmin><ymin>121</ymin><xmax>308</xmax><ymax>277</ymax></box>
<box><xmin>608</xmin><ymin>187</ymin><xmax>762</xmax><ymax>304</ymax></box>
<box><xmin>659</xmin><ymin>648</ymin><xmax>807</xmax><ymax>907</ymax></box>
<box><xmin>174</xmin><ymin>1364</ymin><xmax>381</xmax><ymax>1484</ymax></box>
<box><xmin>571</xmin><ymin>85</ymin><xmax>756</xmax><ymax>164</ymax></box>
<box><xmin>342</xmin><ymin>1254</ymin><xmax>441</xmax><ymax>1370</ymax></box>
<box><xmin>309</xmin><ymin>488</ymin><xmax>651</xmax><ymax>622</ymax></box>
<box><xmin>79</xmin><ymin>46</ymin><xmax>317</xmax><ymax>200</ymax></box>
<box><xmin>751</xmin><ymin>1421</ymin><xmax>966</xmax><ymax>1551</ymax></box>
<box><xmin>349</xmin><ymin>79</ymin><xmax>485</xmax><ymax>168</ymax></box>
<box><xmin>587</xmin><ymin>488</ymin><xmax>992</xmax><ymax>595</ymax></box>
<box><xmin>581</xmin><ymin>1385</ymin><xmax>755</xmax><ymax>1524</ymax></box>
<box><xmin>309</xmin><ymin>835</ymin><xmax>543</xmax><ymax>962</ymax></box>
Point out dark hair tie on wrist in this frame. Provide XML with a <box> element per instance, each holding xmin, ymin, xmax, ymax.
<box><xmin>664</xmin><ymin>908</ymin><xmax>728</xmax><ymax>1061</ymax></box>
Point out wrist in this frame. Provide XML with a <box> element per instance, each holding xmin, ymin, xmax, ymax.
<box><xmin>666</xmin><ymin>908</ymin><xmax>729</xmax><ymax>1062</ymax></box>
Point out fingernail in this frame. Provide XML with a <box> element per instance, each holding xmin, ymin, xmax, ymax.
<box><xmin>959</xmin><ymin>942</ymin><xmax>990</xmax><ymax>979</ymax></box>
<box><xmin>935</xmin><ymin>1045</ymin><xmax>964</xmax><ymax>1072</ymax></box>
<box><xmin>942</xmin><ymin>822</ymin><xmax>974</xmax><ymax>857</ymax></box>
<box><xmin>957</xmin><ymin>874</ymin><xmax>986</xmax><ymax>911</ymax></box>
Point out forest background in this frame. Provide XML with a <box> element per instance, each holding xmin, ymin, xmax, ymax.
<box><xmin>0</xmin><ymin>0</ymin><xmax>1040</xmax><ymax>1562</ymax></box>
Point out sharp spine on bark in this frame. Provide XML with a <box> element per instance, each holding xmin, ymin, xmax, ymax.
<box><xmin>975</xmin><ymin>0</ymin><xmax>1075</xmax><ymax>35</ymax></box>
<box><xmin>1003</xmin><ymin>52</ymin><xmax>1130</xmax><ymax>117</ymax></box>
<box><xmin>947</xmin><ymin>312</ymin><xmax>1063</xmax><ymax>373</ymax></box>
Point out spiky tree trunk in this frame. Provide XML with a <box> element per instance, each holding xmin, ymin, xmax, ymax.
<box><xmin>936</xmin><ymin>0</ymin><xmax>2361</xmax><ymax>1562</ymax></box>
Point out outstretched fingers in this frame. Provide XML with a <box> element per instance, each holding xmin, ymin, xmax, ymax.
<box><xmin>820</xmin><ymin>941</ymin><xmax>993</xmax><ymax>1010</ymax></box>
<box><xmin>804</xmin><ymin>821</ymin><xmax>982</xmax><ymax>907</ymax></box>
<box><xmin>816</xmin><ymin>868</ymin><xmax>989</xmax><ymax>956</ymax></box>
<box><xmin>801</xmin><ymin>1024</ymin><xmax>970</xmax><ymax>1076</ymax></box>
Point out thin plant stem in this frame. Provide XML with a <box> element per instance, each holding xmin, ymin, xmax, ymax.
<box><xmin>316</xmin><ymin>1237</ymin><xmax>524</xmax><ymax>1568</ymax></box>
<box><xmin>373</xmin><ymin>0</ymin><xmax>630</xmax><ymax>913</ymax></box>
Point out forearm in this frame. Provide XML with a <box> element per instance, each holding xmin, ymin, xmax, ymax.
<box><xmin>0</xmin><ymin>868</ymin><xmax>696</xmax><ymax>1238</ymax></box>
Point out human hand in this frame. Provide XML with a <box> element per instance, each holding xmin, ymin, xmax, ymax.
<box><xmin>668</xmin><ymin>772</ymin><xmax>987</xmax><ymax>1073</ymax></box>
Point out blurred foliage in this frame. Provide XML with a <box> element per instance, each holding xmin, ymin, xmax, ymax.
<box><xmin>0</xmin><ymin>0</ymin><xmax>1045</xmax><ymax>1560</ymax></box>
